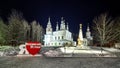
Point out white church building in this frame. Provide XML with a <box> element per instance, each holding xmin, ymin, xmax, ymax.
<box><xmin>44</xmin><ymin>17</ymin><xmax>75</xmax><ymax>46</ymax></box>
<box><xmin>44</xmin><ymin>17</ymin><xmax>93</xmax><ymax>46</ymax></box>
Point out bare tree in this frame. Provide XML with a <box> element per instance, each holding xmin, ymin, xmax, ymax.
<box><xmin>8</xmin><ymin>10</ymin><xmax>22</xmax><ymax>45</ymax></box>
<box><xmin>93</xmin><ymin>13</ymin><xmax>119</xmax><ymax>53</ymax></box>
<box><xmin>8</xmin><ymin>10</ymin><xmax>27</xmax><ymax>45</ymax></box>
<box><xmin>36</xmin><ymin>23</ymin><xmax>44</xmax><ymax>42</ymax></box>
<box><xmin>114</xmin><ymin>17</ymin><xmax>120</xmax><ymax>42</ymax></box>
<box><xmin>31</xmin><ymin>21</ymin><xmax>34</xmax><ymax>41</ymax></box>
<box><xmin>31</xmin><ymin>21</ymin><xmax>44</xmax><ymax>42</ymax></box>
<box><xmin>22</xmin><ymin>20</ymin><xmax>30</xmax><ymax>42</ymax></box>
<box><xmin>31</xmin><ymin>21</ymin><xmax>37</xmax><ymax>41</ymax></box>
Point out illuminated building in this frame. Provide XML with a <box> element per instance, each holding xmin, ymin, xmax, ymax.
<box><xmin>44</xmin><ymin>17</ymin><xmax>93</xmax><ymax>46</ymax></box>
<box><xmin>44</xmin><ymin>17</ymin><xmax>75</xmax><ymax>46</ymax></box>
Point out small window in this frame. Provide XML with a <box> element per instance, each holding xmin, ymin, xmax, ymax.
<box><xmin>58</xmin><ymin>36</ymin><xmax>60</xmax><ymax>40</ymax></box>
<box><xmin>55</xmin><ymin>37</ymin><xmax>56</xmax><ymax>40</ymax></box>
<box><xmin>62</xmin><ymin>36</ymin><xmax>64</xmax><ymax>39</ymax></box>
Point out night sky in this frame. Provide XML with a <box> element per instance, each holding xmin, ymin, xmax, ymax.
<box><xmin>0</xmin><ymin>0</ymin><xmax>120</xmax><ymax>35</ymax></box>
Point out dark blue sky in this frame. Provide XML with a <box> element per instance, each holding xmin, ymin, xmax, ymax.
<box><xmin>0</xmin><ymin>0</ymin><xmax>120</xmax><ymax>35</ymax></box>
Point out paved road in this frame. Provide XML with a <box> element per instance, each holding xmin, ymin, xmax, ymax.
<box><xmin>0</xmin><ymin>57</ymin><xmax>120</xmax><ymax>68</ymax></box>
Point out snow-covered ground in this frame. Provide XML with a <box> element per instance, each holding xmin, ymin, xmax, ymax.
<box><xmin>59</xmin><ymin>46</ymin><xmax>120</xmax><ymax>54</ymax></box>
<box><xmin>42</xmin><ymin>46</ymin><xmax>120</xmax><ymax>57</ymax></box>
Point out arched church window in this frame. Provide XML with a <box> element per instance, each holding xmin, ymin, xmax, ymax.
<box><xmin>55</xmin><ymin>37</ymin><xmax>56</xmax><ymax>40</ymax></box>
<box><xmin>58</xmin><ymin>36</ymin><xmax>60</xmax><ymax>40</ymax></box>
<box><xmin>48</xmin><ymin>29</ymin><xmax>50</xmax><ymax>31</ymax></box>
<box><xmin>59</xmin><ymin>43</ymin><xmax>61</xmax><ymax>45</ymax></box>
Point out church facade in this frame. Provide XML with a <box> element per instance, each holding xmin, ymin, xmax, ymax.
<box><xmin>44</xmin><ymin>17</ymin><xmax>75</xmax><ymax>46</ymax></box>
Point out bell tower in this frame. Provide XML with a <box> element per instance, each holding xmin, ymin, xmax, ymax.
<box><xmin>56</xmin><ymin>22</ymin><xmax>59</xmax><ymax>31</ymax></box>
<box><xmin>77</xmin><ymin>24</ymin><xmax>83</xmax><ymax>46</ymax></box>
<box><xmin>46</xmin><ymin>17</ymin><xmax>53</xmax><ymax>34</ymax></box>
<box><xmin>66</xmin><ymin>23</ymin><xmax>69</xmax><ymax>30</ymax></box>
<box><xmin>86</xmin><ymin>23</ymin><xmax>92</xmax><ymax>40</ymax></box>
<box><xmin>60</xmin><ymin>17</ymin><xmax>65</xmax><ymax>30</ymax></box>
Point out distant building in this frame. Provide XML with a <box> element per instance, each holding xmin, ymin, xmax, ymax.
<box><xmin>44</xmin><ymin>17</ymin><xmax>75</xmax><ymax>46</ymax></box>
<box><xmin>85</xmin><ymin>24</ymin><xmax>93</xmax><ymax>46</ymax></box>
<box><xmin>77</xmin><ymin>23</ymin><xmax>93</xmax><ymax>47</ymax></box>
